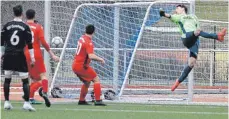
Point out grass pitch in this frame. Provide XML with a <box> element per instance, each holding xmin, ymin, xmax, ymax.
<box><xmin>1</xmin><ymin>102</ymin><xmax>228</xmax><ymax>119</ymax></box>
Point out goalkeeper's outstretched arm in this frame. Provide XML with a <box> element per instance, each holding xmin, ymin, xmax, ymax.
<box><xmin>159</xmin><ymin>9</ymin><xmax>171</xmax><ymax>18</ymax></box>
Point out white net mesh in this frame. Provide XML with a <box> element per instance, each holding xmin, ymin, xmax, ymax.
<box><xmin>194</xmin><ymin>1</ymin><xmax>228</xmax><ymax>85</ymax></box>
<box><xmin>192</xmin><ymin>1</ymin><xmax>228</xmax><ymax>105</ymax></box>
<box><xmin>51</xmin><ymin>2</ymin><xmax>195</xmax><ymax>102</ymax></box>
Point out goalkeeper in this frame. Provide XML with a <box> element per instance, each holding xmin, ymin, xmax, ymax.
<box><xmin>159</xmin><ymin>4</ymin><xmax>227</xmax><ymax>91</ymax></box>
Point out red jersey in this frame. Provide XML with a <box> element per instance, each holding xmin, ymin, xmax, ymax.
<box><xmin>25</xmin><ymin>22</ymin><xmax>50</xmax><ymax>59</ymax></box>
<box><xmin>73</xmin><ymin>35</ymin><xmax>94</xmax><ymax>66</ymax></box>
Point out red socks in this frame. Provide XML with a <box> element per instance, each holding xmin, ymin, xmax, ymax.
<box><xmin>30</xmin><ymin>82</ymin><xmax>42</xmax><ymax>99</ymax></box>
<box><xmin>79</xmin><ymin>83</ymin><xmax>102</xmax><ymax>101</ymax></box>
<box><xmin>41</xmin><ymin>79</ymin><xmax>48</xmax><ymax>93</ymax></box>
<box><xmin>79</xmin><ymin>84</ymin><xmax>89</xmax><ymax>101</ymax></box>
<box><xmin>29</xmin><ymin>79</ymin><xmax>48</xmax><ymax>99</ymax></box>
<box><xmin>94</xmin><ymin>83</ymin><xmax>101</xmax><ymax>101</ymax></box>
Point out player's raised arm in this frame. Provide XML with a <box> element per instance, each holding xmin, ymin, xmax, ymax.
<box><xmin>160</xmin><ymin>9</ymin><xmax>182</xmax><ymax>23</ymax></box>
<box><xmin>159</xmin><ymin>8</ymin><xmax>171</xmax><ymax>18</ymax></box>
<box><xmin>38</xmin><ymin>25</ymin><xmax>59</xmax><ymax>62</ymax></box>
<box><xmin>160</xmin><ymin>4</ymin><xmax>188</xmax><ymax>23</ymax></box>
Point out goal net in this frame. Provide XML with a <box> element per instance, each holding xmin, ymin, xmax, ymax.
<box><xmin>51</xmin><ymin>1</ymin><xmax>196</xmax><ymax>103</ymax></box>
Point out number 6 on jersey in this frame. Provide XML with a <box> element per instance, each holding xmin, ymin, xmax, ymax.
<box><xmin>10</xmin><ymin>30</ymin><xmax>19</xmax><ymax>46</ymax></box>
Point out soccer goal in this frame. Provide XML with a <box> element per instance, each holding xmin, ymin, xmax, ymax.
<box><xmin>49</xmin><ymin>0</ymin><xmax>228</xmax><ymax>105</ymax></box>
<box><xmin>50</xmin><ymin>0</ymin><xmax>194</xmax><ymax>103</ymax></box>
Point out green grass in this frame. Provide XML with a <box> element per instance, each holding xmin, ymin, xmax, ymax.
<box><xmin>1</xmin><ymin>102</ymin><xmax>228</xmax><ymax>119</ymax></box>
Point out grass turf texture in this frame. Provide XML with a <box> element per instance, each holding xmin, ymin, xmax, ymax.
<box><xmin>1</xmin><ymin>102</ymin><xmax>228</xmax><ymax>119</ymax></box>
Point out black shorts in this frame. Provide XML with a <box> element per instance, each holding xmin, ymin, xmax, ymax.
<box><xmin>188</xmin><ymin>41</ymin><xmax>199</xmax><ymax>59</ymax></box>
<box><xmin>181</xmin><ymin>32</ymin><xmax>200</xmax><ymax>59</ymax></box>
<box><xmin>2</xmin><ymin>53</ymin><xmax>28</xmax><ymax>72</ymax></box>
<box><xmin>182</xmin><ymin>31</ymin><xmax>199</xmax><ymax>48</ymax></box>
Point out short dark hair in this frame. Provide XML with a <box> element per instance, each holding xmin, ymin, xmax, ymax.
<box><xmin>26</xmin><ymin>9</ymin><xmax>36</xmax><ymax>19</ymax></box>
<box><xmin>177</xmin><ymin>4</ymin><xmax>188</xmax><ymax>13</ymax></box>
<box><xmin>85</xmin><ymin>24</ymin><xmax>95</xmax><ymax>35</ymax></box>
<box><xmin>13</xmin><ymin>5</ymin><xmax>23</xmax><ymax>17</ymax></box>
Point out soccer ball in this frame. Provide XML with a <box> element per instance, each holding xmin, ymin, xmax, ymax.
<box><xmin>104</xmin><ymin>90</ymin><xmax>116</xmax><ymax>100</ymax></box>
<box><xmin>51</xmin><ymin>36</ymin><xmax>63</xmax><ymax>48</ymax></box>
<box><xmin>51</xmin><ymin>87</ymin><xmax>63</xmax><ymax>98</ymax></box>
<box><xmin>90</xmin><ymin>89</ymin><xmax>116</xmax><ymax>101</ymax></box>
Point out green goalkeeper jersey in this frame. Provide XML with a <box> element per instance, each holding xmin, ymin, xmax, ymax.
<box><xmin>170</xmin><ymin>14</ymin><xmax>200</xmax><ymax>38</ymax></box>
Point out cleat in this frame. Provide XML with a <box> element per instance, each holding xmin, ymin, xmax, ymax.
<box><xmin>91</xmin><ymin>99</ymin><xmax>95</xmax><ymax>102</ymax></box>
<box><xmin>171</xmin><ymin>79</ymin><xmax>180</xmax><ymax>91</ymax></box>
<box><xmin>78</xmin><ymin>100</ymin><xmax>91</xmax><ymax>105</ymax></box>
<box><xmin>94</xmin><ymin>100</ymin><xmax>106</xmax><ymax>106</ymax></box>
<box><xmin>217</xmin><ymin>28</ymin><xmax>227</xmax><ymax>42</ymax></box>
<box><xmin>22</xmin><ymin>95</ymin><xmax>42</xmax><ymax>105</ymax></box>
<box><xmin>22</xmin><ymin>95</ymin><xmax>25</xmax><ymax>100</ymax></box>
<box><xmin>4</xmin><ymin>101</ymin><xmax>13</xmax><ymax>110</ymax></box>
<box><xmin>38</xmin><ymin>87</ymin><xmax>43</xmax><ymax>97</ymax></box>
<box><xmin>29</xmin><ymin>99</ymin><xmax>42</xmax><ymax>105</ymax></box>
<box><xmin>22</xmin><ymin>102</ymin><xmax>36</xmax><ymax>111</ymax></box>
<box><xmin>41</xmin><ymin>92</ymin><xmax>51</xmax><ymax>107</ymax></box>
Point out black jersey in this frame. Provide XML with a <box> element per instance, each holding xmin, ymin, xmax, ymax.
<box><xmin>1</xmin><ymin>19</ymin><xmax>32</xmax><ymax>55</ymax></box>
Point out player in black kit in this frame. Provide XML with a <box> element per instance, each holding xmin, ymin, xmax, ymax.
<box><xmin>1</xmin><ymin>5</ymin><xmax>36</xmax><ymax>111</ymax></box>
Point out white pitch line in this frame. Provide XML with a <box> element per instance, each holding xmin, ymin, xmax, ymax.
<box><xmin>9</xmin><ymin>101</ymin><xmax>227</xmax><ymax>108</ymax></box>
<box><xmin>9</xmin><ymin>107</ymin><xmax>228</xmax><ymax>115</ymax></box>
<box><xmin>103</xmin><ymin>103</ymin><xmax>228</xmax><ymax>108</ymax></box>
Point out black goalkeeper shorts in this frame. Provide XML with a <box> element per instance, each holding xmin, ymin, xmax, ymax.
<box><xmin>181</xmin><ymin>31</ymin><xmax>200</xmax><ymax>59</ymax></box>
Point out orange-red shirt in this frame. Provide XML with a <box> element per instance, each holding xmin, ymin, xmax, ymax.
<box><xmin>73</xmin><ymin>35</ymin><xmax>94</xmax><ymax>66</ymax></box>
<box><xmin>25</xmin><ymin>22</ymin><xmax>50</xmax><ymax>59</ymax></box>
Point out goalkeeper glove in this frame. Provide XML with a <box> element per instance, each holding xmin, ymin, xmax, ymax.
<box><xmin>159</xmin><ymin>9</ymin><xmax>165</xmax><ymax>17</ymax></box>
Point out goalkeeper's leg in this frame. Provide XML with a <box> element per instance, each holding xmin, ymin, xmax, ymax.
<box><xmin>194</xmin><ymin>28</ymin><xmax>227</xmax><ymax>42</ymax></box>
<box><xmin>171</xmin><ymin>41</ymin><xmax>199</xmax><ymax>91</ymax></box>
